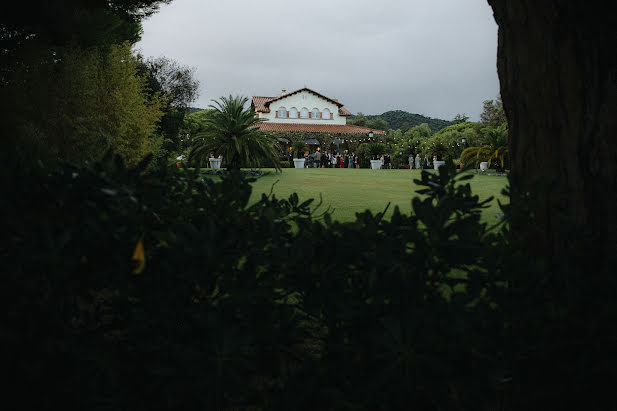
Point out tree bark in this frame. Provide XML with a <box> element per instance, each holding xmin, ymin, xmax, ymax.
<box><xmin>488</xmin><ymin>0</ymin><xmax>617</xmax><ymax>272</ymax></box>
<box><xmin>487</xmin><ymin>2</ymin><xmax>617</xmax><ymax>408</ymax></box>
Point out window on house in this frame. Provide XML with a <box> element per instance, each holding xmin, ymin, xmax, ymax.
<box><xmin>312</xmin><ymin>108</ymin><xmax>320</xmax><ymax>119</ymax></box>
<box><xmin>300</xmin><ymin>108</ymin><xmax>309</xmax><ymax>119</ymax></box>
<box><xmin>323</xmin><ymin>108</ymin><xmax>331</xmax><ymax>119</ymax></box>
<box><xmin>289</xmin><ymin>107</ymin><xmax>298</xmax><ymax>118</ymax></box>
<box><xmin>277</xmin><ymin>107</ymin><xmax>286</xmax><ymax>118</ymax></box>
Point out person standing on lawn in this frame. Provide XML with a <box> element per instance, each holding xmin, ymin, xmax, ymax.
<box><xmin>313</xmin><ymin>149</ymin><xmax>321</xmax><ymax>168</ymax></box>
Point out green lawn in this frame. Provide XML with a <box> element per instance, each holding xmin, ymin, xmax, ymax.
<box><xmin>245</xmin><ymin>168</ymin><xmax>509</xmax><ymax>224</ymax></box>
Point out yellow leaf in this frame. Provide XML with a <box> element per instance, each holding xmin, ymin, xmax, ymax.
<box><xmin>132</xmin><ymin>237</ymin><xmax>145</xmax><ymax>274</ymax></box>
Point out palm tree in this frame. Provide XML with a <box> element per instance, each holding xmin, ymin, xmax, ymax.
<box><xmin>460</xmin><ymin>123</ymin><xmax>509</xmax><ymax>169</ymax></box>
<box><xmin>189</xmin><ymin>95</ymin><xmax>281</xmax><ymax>171</ymax></box>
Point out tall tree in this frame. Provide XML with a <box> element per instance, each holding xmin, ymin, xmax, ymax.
<box><xmin>479</xmin><ymin>97</ymin><xmax>506</xmax><ymax>127</ymax></box>
<box><xmin>488</xmin><ymin>0</ymin><xmax>617</xmax><ymax>271</ymax></box>
<box><xmin>0</xmin><ymin>0</ymin><xmax>170</xmax><ymax>49</ymax></box>
<box><xmin>1</xmin><ymin>0</ymin><xmax>172</xmax><ymax>169</ymax></box>
<box><xmin>1</xmin><ymin>0</ymin><xmax>171</xmax><ymax>83</ymax></box>
<box><xmin>452</xmin><ymin>113</ymin><xmax>470</xmax><ymax>124</ymax></box>
<box><xmin>139</xmin><ymin>56</ymin><xmax>199</xmax><ymax>110</ymax></box>
<box><xmin>6</xmin><ymin>42</ymin><xmax>163</xmax><ymax>167</ymax></box>
<box><xmin>488</xmin><ymin>1</ymin><xmax>617</xmax><ymax>408</ymax></box>
<box><xmin>137</xmin><ymin>55</ymin><xmax>200</xmax><ymax>150</ymax></box>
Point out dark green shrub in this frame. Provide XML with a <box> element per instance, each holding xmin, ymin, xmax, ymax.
<box><xmin>292</xmin><ymin>141</ymin><xmax>306</xmax><ymax>158</ymax></box>
<box><xmin>2</xmin><ymin>153</ymin><xmax>506</xmax><ymax>410</ymax></box>
<box><xmin>356</xmin><ymin>143</ymin><xmax>371</xmax><ymax>168</ymax></box>
<box><xmin>367</xmin><ymin>142</ymin><xmax>386</xmax><ymax>159</ymax></box>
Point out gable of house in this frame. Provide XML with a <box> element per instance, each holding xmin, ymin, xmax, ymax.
<box><xmin>251</xmin><ymin>88</ymin><xmax>352</xmax><ymax>121</ymax></box>
<box><xmin>250</xmin><ymin>87</ymin><xmax>385</xmax><ymax>139</ymax></box>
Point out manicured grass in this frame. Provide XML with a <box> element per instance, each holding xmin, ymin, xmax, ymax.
<box><xmin>245</xmin><ymin>168</ymin><xmax>509</xmax><ymax>224</ymax></box>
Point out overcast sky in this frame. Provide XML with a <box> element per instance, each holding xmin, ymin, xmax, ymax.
<box><xmin>136</xmin><ymin>0</ymin><xmax>499</xmax><ymax>121</ymax></box>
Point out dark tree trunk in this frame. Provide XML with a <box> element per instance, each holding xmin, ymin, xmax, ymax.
<box><xmin>487</xmin><ymin>2</ymin><xmax>617</xmax><ymax>408</ymax></box>
<box><xmin>488</xmin><ymin>0</ymin><xmax>617</xmax><ymax>272</ymax></box>
<box><xmin>227</xmin><ymin>154</ymin><xmax>241</xmax><ymax>171</ymax></box>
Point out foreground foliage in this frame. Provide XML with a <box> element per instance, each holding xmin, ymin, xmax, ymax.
<box><xmin>1</xmin><ymin>1</ymin><xmax>173</xmax><ymax>170</ymax></box>
<box><xmin>3</xmin><ymin>42</ymin><xmax>164</xmax><ymax>168</ymax></box>
<box><xmin>3</xmin><ymin>154</ymin><xmax>500</xmax><ymax>409</ymax></box>
<box><xmin>2</xmin><ymin>153</ymin><xmax>614</xmax><ymax>409</ymax></box>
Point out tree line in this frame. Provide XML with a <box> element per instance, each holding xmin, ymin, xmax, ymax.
<box><xmin>1</xmin><ymin>0</ymin><xmax>199</xmax><ymax>173</ymax></box>
<box><xmin>348</xmin><ymin>109</ymin><xmax>454</xmax><ymax>133</ymax></box>
<box><xmin>377</xmin><ymin>98</ymin><xmax>507</xmax><ymax>169</ymax></box>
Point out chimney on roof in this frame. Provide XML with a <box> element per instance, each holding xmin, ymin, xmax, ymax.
<box><xmin>281</xmin><ymin>88</ymin><xmax>286</xmax><ymax>96</ymax></box>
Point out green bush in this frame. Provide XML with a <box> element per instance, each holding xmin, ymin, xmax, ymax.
<box><xmin>5</xmin><ymin>152</ymin><xmax>612</xmax><ymax>409</ymax></box>
<box><xmin>356</xmin><ymin>143</ymin><xmax>371</xmax><ymax>168</ymax></box>
<box><xmin>2</xmin><ymin>153</ymin><xmax>503</xmax><ymax>409</ymax></box>
<box><xmin>367</xmin><ymin>142</ymin><xmax>386</xmax><ymax>159</ymax></box>
<box><xmin>292</xmin><ymin>140</ymin><xmax>306</xmax><ymax>158</ymax></box>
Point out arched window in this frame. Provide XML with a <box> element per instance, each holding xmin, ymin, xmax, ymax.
<box><xmin>289</xmin><ymin>107</ymin><xmax>298</xmax><ymax>118</ymax></box>
<box><xmin>300</xmin><ymin>107</ymin><xmax>309</xmax><ymax>119</ymax></box>
<box><xmin>312</xmin><ymin>108</ymin><xmax>320</xmax><ymax>119</ymax></box>
<box><xmin>322</xmin><ymin>108</ymin><xmax>331</xmax><ymax>119</ymax></box>
<box><xmin>277</xmin><ymin>107</ymin><xmax>287</xmax><ymax>118</ymax></box>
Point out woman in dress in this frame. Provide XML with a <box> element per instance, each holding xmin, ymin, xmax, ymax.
<box><xmin>408</xmin><ymin>154</ymin><xmax>414</xmax><ymax>169</ymax></box>
<box><xmin>415</xmin><ymin>154</ymin><xmax>421</xmax><ymax>169</ymax></box>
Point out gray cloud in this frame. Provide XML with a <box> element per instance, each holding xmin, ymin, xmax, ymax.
<box><xmin>136</xmin><ymin>0</ymin><xmax>499</xmax><ymax>121</ymax></box>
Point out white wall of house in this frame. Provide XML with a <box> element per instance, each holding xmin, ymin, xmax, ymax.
<box><xmin>258</xmin><ymin>91</ymin><xmax>347</xmax><ymax>125</ymax></box>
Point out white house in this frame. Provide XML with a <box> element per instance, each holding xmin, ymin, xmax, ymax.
<box><xmin>250</xmin><ymin>87</ymin><xmax>385</xmax><ymax>149</ymax></box>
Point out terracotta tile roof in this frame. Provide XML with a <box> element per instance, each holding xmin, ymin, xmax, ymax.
<box><xmin>331</xmin><ymin>99</ymin><xmax>352</xmax><ymax>116</ymax></box>
<box><xmin>255</xmin><ymin>123</ymin><xmax>386</xmax><ymax>134</ymax></box>
<box><xmin>251</xmin><ymin>88</ymin><xmax>353</xmax><ymax>116</ymax></box>
<box><xmin>251</xmin><ymin>96</ymin><xmax>272</xmax><ymax>113</ymax></box>
<box><xmin>338</xmin><ymin>106</ymin><xmax>352</xmax><ymax>116</ymax></box>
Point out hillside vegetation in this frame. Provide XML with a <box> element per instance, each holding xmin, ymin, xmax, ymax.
<box><xmin>348</xmin><ymin>110</ymin><xmax>453</xmax><ymax>132</ymax></box>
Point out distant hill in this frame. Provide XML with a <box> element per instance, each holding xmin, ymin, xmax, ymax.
<box><xmin>350</xmin><ymin>110</ymin><xmax>453</xmax><ymax>133</ymax></box>
<box><xmin>186</xmin><ymin>107</ymin><xmax>205</xmax><ymax>114</ymax></box>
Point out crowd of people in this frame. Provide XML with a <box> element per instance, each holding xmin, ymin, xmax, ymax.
<box><xmin>288</xmin><ymin>150</ymin><xmax>360</xmax><ymax>168</ymax></box>
<box><xmin>284</xmin><ymin>150</ymin><xmax>438</xmax><ymax>169</ymax></box>
<box><xmin>407</xmin><ymin>153</ymin><xmax>434</xmax><ymax>169</ymax></box>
